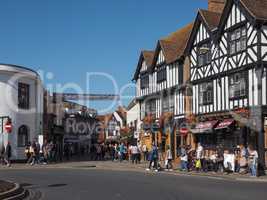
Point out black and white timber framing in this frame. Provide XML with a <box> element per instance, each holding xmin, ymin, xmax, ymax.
<box><xmin>187</xmin><ymin>0</ymin><xmax>267</xmax><ymax>116</ymax></box>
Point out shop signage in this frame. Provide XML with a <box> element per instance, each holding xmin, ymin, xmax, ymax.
<box><xmin>215</xmin><ymin>119</ymin><xmax>235</xmax><ymax>130</ymax></box>
<box><xmin>195</xmin><ymin>120</ymin><xmax>218</xmax><ymax>129</ymax></box>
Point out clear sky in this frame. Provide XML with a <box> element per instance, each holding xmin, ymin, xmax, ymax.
<box><xmin>0</xmin><ymin>0</ymin><xmax>207</xmax><ymax>114</ymax></box>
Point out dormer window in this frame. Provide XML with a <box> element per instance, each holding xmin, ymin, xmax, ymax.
<box><xmin>229</xmin><ymin>27</ymin><xmax>246</xmax><ymax>55</ymax></box>
<box><xmin>140</xmin><ymin>73</ymin><xmax>149</xmax><ymax>89</ymax></box>
<box><xmin>197</xmin><ymin>43</ymin><xmax>211</xmax><ymax>66</ymax></box>
<box><xmin>157</xmin><ymin>66</ymin><xmax>166</xmax><ymax>83</ymax></box>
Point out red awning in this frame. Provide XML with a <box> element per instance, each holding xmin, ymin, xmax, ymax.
<box><xmin>215</xmin><ymin>119</ymin><xmax>235</xmax><ymax>130</ymax></box>
<box><xmin>191</xmin><ymin>120</ymin><xmax>219</xmax><ymax>134</ymax></box>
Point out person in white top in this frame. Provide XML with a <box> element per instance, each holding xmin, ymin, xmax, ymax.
<box><xmin>142</xmin><ymin>144</ymin><xmax>148</xmax><ymax>161</ymax></box>
<box><xmin>196</xmin><ymin>143</ymin><xmax>204</xmax><ymax>160</ymax></box>
<box><xmin>131</xmin><ymin>145</ymin><xmax>139</xmax><ymax>164</ymax></box>
<box><xmin>248</xmin><ymin>145</ymin><xmax>258</xmax><ymax>177</ymax></box>
<box><xmin>165</xmin><ymin>146</ymin><xmax>173</xmax><ymax>171</ymax></box>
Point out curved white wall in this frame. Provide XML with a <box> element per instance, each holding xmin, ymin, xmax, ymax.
<box><xmin>0</xmin><ymin>64</ymin><xmax>43</xmax><ymax>160</ymax></box>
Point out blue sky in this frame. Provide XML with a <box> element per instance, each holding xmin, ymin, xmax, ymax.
<box><xmin>0</xmin><ymin>0</ymin><xmax>207</xmax><ymax>113</ymax></box>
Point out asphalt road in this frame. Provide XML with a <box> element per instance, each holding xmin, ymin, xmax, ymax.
<box><xmin>0</xmin><ymin>168</ymin><xmax>266</xmax><ymax>200</ymax></box>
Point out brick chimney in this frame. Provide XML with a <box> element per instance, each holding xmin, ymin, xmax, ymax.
<box><xmin>208</xmin><ymin>0</ymin><xmax>226</xmax><ymax>13</ymax></box>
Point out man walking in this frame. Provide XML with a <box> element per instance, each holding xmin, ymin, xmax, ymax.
<box><xmin>142</xmin><ymin>144</ymin><xmax>148</xmax><ymax>161</ymax></box>
<box><xmin>146</xmin><ymin>144</ymin><xmax>159</xmax><ymax>172</ymax></box>
<box><xmin>4</xmin><ymin>142</ymin><xmax>12</xmax><ymax>167</ymax></box>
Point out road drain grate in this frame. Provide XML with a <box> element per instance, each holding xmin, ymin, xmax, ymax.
<box><xmin>47</xmin><ymin>184</ymin><xmax>67</xmax><ymax>188</ymax></box>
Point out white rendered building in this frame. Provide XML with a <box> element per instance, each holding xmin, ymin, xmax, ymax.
<box><xmin>0</xmin><ymin>64</ymin><xmax>43</xmax><ymax>160</ymax></box>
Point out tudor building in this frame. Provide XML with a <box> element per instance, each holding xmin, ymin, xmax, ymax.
<box><xmin>186</xmin><ymin>0</ymin><xmax>267</xmax><ymax>168</ymax></box>
<box><xmin>133</xmin><ymin>24</ymin><xmax>193</xmax><ymax>158</ymax></box>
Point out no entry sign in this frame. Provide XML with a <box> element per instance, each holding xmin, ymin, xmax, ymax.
<box><xmin>4</xmin><ymin>122</ymin><xmax>12</xmax><ymax>133</ymax></box>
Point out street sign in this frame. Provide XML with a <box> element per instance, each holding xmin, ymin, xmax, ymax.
<box><xmin>4</xmin><ymin>121</ymin><xmax>12</xmax><ymax>133</ymax></box>
<box><xmin>5</xmin><ymin>123</ymin><xmax>12</xmax><ymax>133</ymax></box>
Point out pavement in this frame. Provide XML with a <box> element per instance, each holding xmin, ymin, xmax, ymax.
<box><xmin>0</xmin><ymin>163</ymin><xmax>266</xmax><ymax>200</ymax></box>
<box><xmin>1</xmin><ymin>160</ymin><xmax>267</xmax><ymax>183</ymax></box>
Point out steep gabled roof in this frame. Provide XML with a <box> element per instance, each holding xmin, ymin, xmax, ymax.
<box><xmin>199</xmin><ymin>9</ymin><xmax>222</xmax><ymax>30</ymax></box>
<box><xmin>184</xmin><ymin>9</ymin><xmax>222</xmax><ymax>56</ymax></box>
<box><xmin>142</xmin><ymin>51</ymin><xmax>154</xmax><ymax>67</ymax></box>
<box><xmin>240</xmin><ymin>0</ymin><xmax>267</xmax><ymax>21</ymax></box>
<box><xmin>132</xmin><ymin>50</ymin><xmax>154</xmax><ymax>81</ymax></box>
<box><xmin>152</xmin><ymin>23</ymin><xmax>193</xmax><ymax>67</ymax></box>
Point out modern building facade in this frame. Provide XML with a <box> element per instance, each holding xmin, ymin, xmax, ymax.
<box><xmin>0</xmin><ymin>64</ymin><xmax>43</xmax><ymax>160</ymax></box>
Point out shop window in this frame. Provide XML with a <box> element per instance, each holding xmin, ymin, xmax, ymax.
<box><xmin>157</xmin><ymin>66</ymin><xmax>166</xmax><ymax>83</ymax></box>
<box><xmin>18</xmin><ymin>125</ymin><xmax>29</xmax><ymax>147</ymax></box>
<box><xmin>197</xmin><ymin>43</ymin><xmax>211</xmax><ymax>66</ymax></box>
<box><xmin>229</xmin><ymin>27</ymin><xmax>246</xmax><ymax>55</ymax></box>
<box><xmin>18</xmin><ymin>83</ymin><xmax>30</xmax><ymax>109</ymax></box>
<box><xmin>199</xmin><ymin>82</ymin><xmax>213</xmax><ymax>105</ymax></box>
<box><xmin>140</xmin><ymin>73</ymin><xmax>149</xmax><ymax>89</ymax></box>
<box><xmin>229</xmin><ymin>72</ymin><xmax>247</xmax><ymax>99</ymax></box>
<box><xmin>195</xmin><ymin>134</ymin><xmax>216</xmax><ymax>148</ymax></box>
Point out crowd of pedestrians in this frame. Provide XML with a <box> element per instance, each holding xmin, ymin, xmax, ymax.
<box><xmin>177</xmin><ymin>143</ymin><xmax>259</xmax><ymax>177</ymax></box>
<box><xmin>0</xmin><ymin>139</ymin><xmax>261</xmax><ymax>177</ymax></box>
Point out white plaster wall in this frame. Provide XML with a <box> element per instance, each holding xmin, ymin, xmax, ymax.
<box><xmin>0</xmin><ymin>64</ymin><xmax>43</xmax><ymax>160</ymax></box>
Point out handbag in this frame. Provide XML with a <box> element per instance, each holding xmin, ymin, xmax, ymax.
<box><xmin>196</xmin><ymin>159</ymin><xmax>202</xmax><ymax>168</ymax></box>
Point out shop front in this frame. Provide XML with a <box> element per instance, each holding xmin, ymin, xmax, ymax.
<box><xmin>190</xmin><ymin>114</ymin><xmax>258</xmax><ymax>152</ymax></box>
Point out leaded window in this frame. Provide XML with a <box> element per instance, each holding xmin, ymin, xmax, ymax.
<box><xmin>140</xmin><ymin>73</ymin><xmax>149</xmax><ymax>89</ymax></box>
<box><xmin>229</xmin><ymin>27</ymin><xmax>246</xmax><ymax>55</ymax></box>
<box><xmin>229</xmin><ymin>72</ymin><xmax>247</xmax><ymax>99</ymax></box>
<box><xmin>197</xmin><ymin>43</ymin><xmax>211</xmax><ymax>66</ymax></box>
<box><xmin>199</xmin><ymin>82</ymin><xmax>213</xmax><ymax>105</ymax></box>
<box><xmin>18</xmin><ymin>83</ymin><xmax>30</xmax><ymax>109</ymax></box>
<box><xmin>157</xmin><ymin>67</ymin><xmax>166</xmax><ymax>83</ymax></box>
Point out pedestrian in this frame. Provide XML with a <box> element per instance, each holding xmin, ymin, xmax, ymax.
<box><xmin>239</xmin><ymin>145</ymin><xmax>248</xmax><ymax>174</ymax></box>
<box><xmin>96</xmin><ymin>144</ymin><xmax>102</xmax><ymax>161</ymax></box>
<box><xmin>137</xmin><ymin>142</ymin><xmax>142</xmax><ymax>164</ymax></box>
<box><xmin>64</xmin><ymin>143</ymin><xmax>70</xmax><ymax>161</ymax></box>
<box><xmin>30</xmin><ymin>142</ymin><xmax>37</xmax><ymax>166</ymax></box>
<box><xmin>130</xmin><ymin>144</ymin><xmax>138</xmax><ymax>164</ymax></box>
<box><xmin>196</xmin><ymin>143</ymin><xmax>204</xmax><ymax>171</ymax></box>
<box><xmin>248</xmin><ymin>145</ymin><xmax>258</xmax><ymax>177</ymax></box>
<box><xmin>35</xmin><ymin>141</ymin><xmax>41</xmax><ymax>164</ymax></box>
<box><xmin>119</xmin><ymin>142</ymin><xmax>125</xmax><ymax>162</ymax></box>
<box><xmin>142</xmin><ymin>144</ymin><xmax>148</xmax><ymax>161</ymax></box>
<box><xmin>146</xmin><ymin>144</ymin><xmax>159</xmax><ymax>172</ymax></box>
<box><xmin>0</xmin><ymin>144</ymin><xmax>5</xmax><ymax>165</ymax></box>
<box><xmin>25</xmin><ymin>142</ymin><xmax>31</xmax><ymax>163</ymax></box>
<box><xmin>180</xmin><ymin>145</ymin><xmax>188</xmax><ymax>171</ymax></box>
<box><xmin>4</xmin><ymin>142</ymin><xmax>12</xmax><ymax>167</ymax></box>
<box><xmin>110</xmin><ymin>144</ymin><xmax>115</xmax><ymax>161</ymax></box>
<box><xmin>165</xmin><ymin>145</ymin><xmax>173</xmax><ymax>171</ymax></box>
